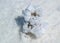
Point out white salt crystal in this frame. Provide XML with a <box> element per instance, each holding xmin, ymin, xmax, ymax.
<box><xmin>22</xmin><ymin>5</ymin><xmax>48</xmax><ymax>39</ymax></box>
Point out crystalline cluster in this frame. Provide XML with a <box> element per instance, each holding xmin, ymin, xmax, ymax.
<box><xmin>22</xmin><ymin>5</ymin><xmax>48</xmax><ymax>39</ymax></box>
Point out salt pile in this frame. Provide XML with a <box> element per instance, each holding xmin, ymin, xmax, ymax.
<box><xmin>21</xmin><ymin>5</ymin><xmax>49</xmax><ymax>39</ymax></box>
<box><xmin>15</xmin><ymin>4</ymin><xmax>49</xmax><ymax>39</ymax></box>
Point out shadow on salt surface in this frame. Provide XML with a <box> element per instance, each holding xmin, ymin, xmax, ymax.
<box><xmin>15</xmin><ymin>16</ymin><xmax>26</xmax><ymax>40</ymax></box>
<box><xmin>15</xmin><ymin>16</ymin><xmax>26</xmax><ymax>32</ymax></box>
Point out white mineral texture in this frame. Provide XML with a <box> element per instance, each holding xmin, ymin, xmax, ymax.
<box><xmin>22</xmin><ymin>5</ymin><xmax>49</xmax><ymax>39</ymax></box>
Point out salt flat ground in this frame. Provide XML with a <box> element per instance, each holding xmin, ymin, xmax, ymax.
<box><xmin>0</xmin><ymin>0</ymin><xmax>60</xmax><ymax>43</ymax></box>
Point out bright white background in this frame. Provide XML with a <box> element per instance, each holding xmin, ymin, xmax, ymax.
<box><xmin>0</xmin><ymin>0</ymin><xmax>60</xmax><ymax>43</ymax></box>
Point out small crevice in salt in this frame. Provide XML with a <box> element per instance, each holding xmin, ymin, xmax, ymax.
<box><xmin>27</xmin><ymin>21</ymin><xmax>33</xmax><ymax>29</ymax></box>
<box><xmin>31</xmin><ymin>11</ymin><xmax>40</xmax><ymax>17</ymax></box>
<box><xmin>25</xmin><ymin>32</ymin><xmax>37</xmax><ymax>39</ymax></box>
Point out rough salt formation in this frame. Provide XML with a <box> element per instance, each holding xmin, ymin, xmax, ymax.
<box><xmin>22</xmin><ymin>5</ymin><xmax>48</xmax><ymax>39</ymax></box>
